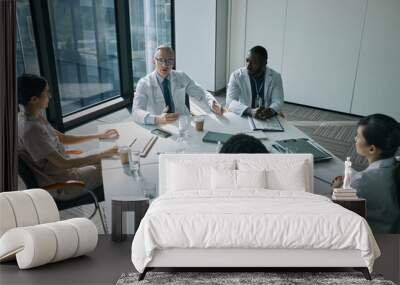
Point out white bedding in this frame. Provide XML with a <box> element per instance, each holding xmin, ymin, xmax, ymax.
<box><xmin>131</xmin><ymin>190</ymin><xmax>380</xmax><ymax>273</ymax></box>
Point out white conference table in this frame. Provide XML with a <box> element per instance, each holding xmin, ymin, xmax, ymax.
<box><xmin>98</xmin><ymin>111</ymin><xmax>345</xmax><ymax>232</ymax></box>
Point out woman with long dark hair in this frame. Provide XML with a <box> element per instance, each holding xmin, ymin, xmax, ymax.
<box><xmin>333</xmin><ymin>114</ymin><xmax>400</xmax><ymax>233</ymax></box>
<box><xmin>18</xmin><ymin>74</ymin><xmax>119</xmax><ymax>200</ymax></box>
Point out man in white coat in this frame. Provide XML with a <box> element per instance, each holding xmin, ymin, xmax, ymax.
<box><xmin>132</xmin><ymin>45</ymin><xmax>223</xmax><ymax>124</ymax></box>
<box><xmin>226</xmin><ymin>46</ymin><xmax>284</xmax><ymax>118</ymax></box>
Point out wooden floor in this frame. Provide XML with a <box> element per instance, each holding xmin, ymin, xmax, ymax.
<box><xmin>0</xmin><ymin>235</ymin><xmax>134</xmax><ymax>285</ymax></box>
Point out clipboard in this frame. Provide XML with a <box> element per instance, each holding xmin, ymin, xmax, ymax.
<box><xmin>248</xmin><ymin>116</ymin><xmax>284</xmax><ymax>132</ymax></box>
<box><xmin>202</xmin><ymin>131</ymin><xmax>233</xmax><ymax>144</ymax></box>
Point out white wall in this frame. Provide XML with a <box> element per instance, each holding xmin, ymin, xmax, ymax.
<box><xmin>227</xmin><ymin>0</ymin><xmax>400</xmax><ymax>119</ymax></box>
<box><xmin>215</xmin><ymin>0</ymin><xmax>228</xmax><ymax>90</ymax></box>
<box><xmin>245</xmin><ymin>0</ymin><xmax>287</xmax><ymax>73</ymax></box>
<box><xmin>175</xmin><ymin>0</ymin><xmax>216</xmax><ymax>90</ymax></box>
<box><xmin>175</xmin><ymin>0</ymin><xmax>227</xmax><ymax>92</ymax></box>
<box><xmin>283</xmin><ymin>0</ymin><xmax>366</xmax><ymax>113</ymax></box>
<box><xmin>227</xmin><ymin>0</ymin><xmax>247</xmax><ymax>79</ymax></box>
<box><xmin>351</xmin><ymin>0</ymin><xmax>400</xmax><ymax>120</ymax></box>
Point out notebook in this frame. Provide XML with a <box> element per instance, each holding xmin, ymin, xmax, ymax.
<box><xmin>139</xmin><ymin>136</ymin><xmax>158</xmax><ymax>157</ymax></box>
<box><xmin>126</xmin><ymin>126</ymin><xmax>158</xmax><ymax>158</ymax></box>
<box><xmin>202</xmin><ymin>131</ymin><xmax>234</xmax><ymax>144</ymax></box>
<box><xmin>273</xmin><ymin>138</ymin><xmax>332</xmax><ymax>162</ymax></box>
<box><xmin>248</xmin><ymin>116</ymin><xmax>284</xmax><ymax>132</ymax></box>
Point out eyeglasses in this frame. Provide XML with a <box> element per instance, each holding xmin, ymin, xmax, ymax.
<box><xmin>155</xmin><ymin>58</ymin><xmax>174</xmax><ymax>66</ymax></box>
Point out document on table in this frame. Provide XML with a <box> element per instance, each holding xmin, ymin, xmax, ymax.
<box><xmin>248</xmin><ymin>116</ymin><xmax>284</xmax><ymax>132</ymax></box>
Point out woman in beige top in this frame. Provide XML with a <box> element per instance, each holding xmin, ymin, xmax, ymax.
<box><xmin>18</xmin><ymin>74</ymin><xmax>119</xmax><ymax>200</ymax></box>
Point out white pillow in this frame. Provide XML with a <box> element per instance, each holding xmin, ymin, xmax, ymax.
<box><xmin>266</xmin><ymin>162</ymin><xmax>307</xmax><ymax>191</ymax></box>
<box><xmin>238</xmin><ymin>158</ymin><xmax>310</xmax><ymax>192</ymax></box>
<box><xmin>236</xmin><ymin>169</ymin><xmax>267</xmax><ymax>189</ymax></box>
<box><xmin>211</xmin><ymin>168</ymin><xmax>267</xmax><ymax>191</ymax></box>
<box><xmin>211</xmin><ymin>168</ymin><xmax>236</xmax><ymax>190</ymax></box>
<box><xmin>167</xmin><ymin>160</ymin><xmax>235</xmax><ymax>192</ymax></box>
<box><xmin>168</xmin><ymin>163</ymin><xmax>209</xmax><ymax>191</ymax></box>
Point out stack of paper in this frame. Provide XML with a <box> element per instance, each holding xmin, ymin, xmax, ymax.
<box><xmin>332</xmin><ymin>188</ymin><xmax>358</xmax><ymax>200</ymax></box>
<box><xmin>248</xmin><ymin>116</ymin><xmax>284</xmax><ymax>132</ymax></box>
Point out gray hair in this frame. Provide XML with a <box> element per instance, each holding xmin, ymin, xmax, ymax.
<box><xmin>154</xmin><ymin>45</ymin><xmax>175</xmax><ymax>58</ymax></box>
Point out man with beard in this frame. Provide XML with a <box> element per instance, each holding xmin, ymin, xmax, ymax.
<box><xmin>226</xmin><ymin>46</ymin><xmax>284</xmax><ymax>120</ymax></box>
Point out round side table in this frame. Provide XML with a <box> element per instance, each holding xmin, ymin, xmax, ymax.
<box><xmin>112</xmin><ymin>196</ymin><xmax>149</xmax><ymax>242</ymax></box>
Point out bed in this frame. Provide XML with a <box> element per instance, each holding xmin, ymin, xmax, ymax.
<box><xmin>131</xmin><ymin>154</ymin><xmax>380</xmax><ymax>280</ymax></box>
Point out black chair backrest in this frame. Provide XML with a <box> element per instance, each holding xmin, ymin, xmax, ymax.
<box><xmin>18</xmin><ymin>153</ymin><xmax>105</xmax><ymax>210</ymax></box>
<box><xmin>18</xmin><ymin>157</ymin><xmax>39</xmax><ymax>189</ymax></box>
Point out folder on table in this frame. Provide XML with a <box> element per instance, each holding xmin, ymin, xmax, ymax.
<box><xmin>202</xmin><ymin>131</ymin><xmax>234</xmax><ymax>144</ymax></box>
<box><xmin>248</xmin><ymin>116</ymin><xmax>284</xmax><ymax>132</ymax></box>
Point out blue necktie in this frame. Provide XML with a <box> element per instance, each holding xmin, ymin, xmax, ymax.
<box><xmin>162</xmin><ymin>78</ymin><xmax>175</xmax><ymax>113</ymax></box>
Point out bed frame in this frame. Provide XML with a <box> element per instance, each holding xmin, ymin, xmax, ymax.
<box><xmin>139</xmin><ymin>248</ymin><xmax>371</xmax><ymax>280</ymax></box>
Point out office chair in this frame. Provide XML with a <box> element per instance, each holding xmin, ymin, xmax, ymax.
<box><xmin>18</xmin><ymin>155</ymin><xmax>108</xmax><ymax>234</ymax></box>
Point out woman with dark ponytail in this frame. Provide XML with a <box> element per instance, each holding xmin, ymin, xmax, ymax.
<box><xmin>333</xmin><ymin>114</ymin><xmax>400</xmax><ymax>233</ymax></box>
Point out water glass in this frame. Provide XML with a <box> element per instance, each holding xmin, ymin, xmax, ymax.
<box><xmin>137</xmin><ymin>176</ymin><xmax>157</xmax><ymax>199</ymax></box>
<box><xmin>129</xmin><ymin>149</ymin><xmax>140</xmax><ymax>174</ymax></box>
<box><xmin>178</xmin><ymin>115</ymin><xmax>191</xmax><ymax>138</ymax></box>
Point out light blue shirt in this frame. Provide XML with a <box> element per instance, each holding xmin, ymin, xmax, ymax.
<box><xmin>351</xmin><ymin>157</ymin><xmax>400</xmax><ymax>233</ymax></box>
<box><xmin>143</xmin><ymin>73</ymin><xmax>171</xmax><ymax>125</ymax></box>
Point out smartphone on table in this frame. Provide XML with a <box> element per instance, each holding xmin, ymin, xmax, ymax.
<box><xmin>151</xmin><ymin>128</ymin><xmax>172</xmax><ymax>138</ymax></box>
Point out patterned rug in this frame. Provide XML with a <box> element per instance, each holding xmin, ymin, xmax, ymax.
<box><xmin>116</xmin><ymin>271</ymin><xmax>395</xmax><ymax>285</ymax></box>
<box><xmin>282</xmin><ymin>103</ymin><xmax>368</xmax><ymax>171</ymax></box>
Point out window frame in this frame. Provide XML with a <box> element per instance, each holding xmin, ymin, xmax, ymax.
<box><xmin>27</xmin><ymin>0</ymin><xmax>175</xmax><ymax>131</ymax></box>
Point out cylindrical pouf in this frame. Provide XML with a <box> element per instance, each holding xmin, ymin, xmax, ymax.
<box><xmin>0</xmin><ymin>218</ymin><xmax>97</xmax><ymax>269</ymax></box>
<box><xmin>0</xmin><ymin>226</ymin><xmax>57</xmax><ymax>269</ymax></box>
<box><xmin>65</xmin><ymin>218</ymin><xmax>98</xmax><ymax>257</ymax></box>
<box><xmin>0</xmin><ymin>192</ymin><xmax>39</xmax><ymax>227</ymax></box>
<box><xmin>24</xmin><ymin>189</ymin><xmax>59</xmax><ymax>224</ymax></box>
<box><xmin>0</xmin><ymin>189</ymin><xmax>59</xmax><ymax>236</ymax></box>
<box><xmin>42</xmin><ymin>221</ymin><xmax>79</xmax><ymax>262</ymax></box>
<box><xmin>0</xmin><ymin>196</ymin><xmax>17</xmax><ymax>237</ymax></box>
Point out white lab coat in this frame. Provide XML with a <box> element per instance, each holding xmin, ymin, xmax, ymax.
<box><xmin>132</xmin><ymin>70</ymin><xmax>216</xmax><ymax>124</ymax></box>
<box><xmin>226</xmin><ymin>67</ymin><xmax>284</xmax><ymax>115</ymax></box>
